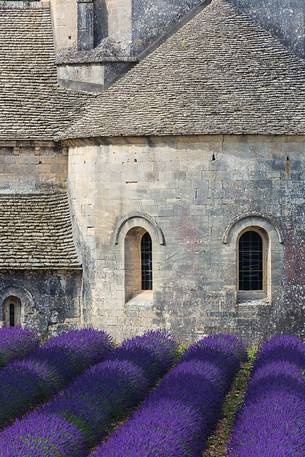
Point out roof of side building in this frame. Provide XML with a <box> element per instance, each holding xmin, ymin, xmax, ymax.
<box><xmin>0</xmin><ymin>193</ymin><xmax>81</xmax><ymax>270</ymax></box>
<box><xmin>0</xmin><ymin>5</ymin><xmax>92</xmax><ymax>141</ymax></box>
<box><xmin>64</xmin><ymin>0</ymin><xmax>305</xmax><ymax>139</ymax></box>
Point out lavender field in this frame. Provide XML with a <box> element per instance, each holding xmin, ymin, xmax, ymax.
<box><xmin>0</xmin><ymin>328</ymin><xmax>303</xmax><ymax>456</ymax></box>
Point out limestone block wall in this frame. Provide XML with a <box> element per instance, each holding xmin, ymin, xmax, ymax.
<box><xmin>0</xmin><ymin>270</ymin><xmax>82</xmax><ymax>336</ymax></box>
<box><xmin>50</xmin><ymin>0</ymin><xmax>77</xmax><ymax>50</ymax></box>
<box><xmin>93</xmin><ymin>0</ymin><xmax>205</xmax><ymax>54</ymax></box>
<box><xmin>68</xmin><ymin>135</ymin><xmax>305</xmax><ymax>342</ymax></box>
<box><xmin>0</xmin><ymin>142</ymin><xmax>67</xmax><ymax>193</ymax></box>
<box><xmin>234</xmin><ymin>0</ymin><xmax>305</xmax><ymax>60</ymax></box>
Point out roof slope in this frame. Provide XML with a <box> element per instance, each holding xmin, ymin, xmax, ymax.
<box><xmin>65</xmin><ymin>0</ymin><xmax>305</xmax><ymax>139</ymax></box>
<box><xmin>0</xmin><ymin>6</ymin><xmax>91</xmax><ymax>141</ymax></box>
<box><xmin>0</xmin><ymin>193</ymin><xmax>81</xmax><ymax>270</ymax></box>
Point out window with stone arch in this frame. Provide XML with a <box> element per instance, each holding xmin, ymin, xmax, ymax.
<box><xmin>125</xmin><ymin>227</ymin><xmax>153</xmax><ymax>302</ymax></box>
<box><xmin>238</xmin><ymin>227</ymin><xmax>269</xmax><ymax>299</ymax></box>
<box><xmin>2</xmin><ymin>296</ymin><xmax>22</xmax><ymax>327</ymax></box>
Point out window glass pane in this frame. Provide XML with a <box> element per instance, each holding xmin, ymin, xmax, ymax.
<box><xmin>239</xmin><ymin>231</ymin><xmax>263</xmax><ymax>291</ymax></box>
<box><xmin>9</xmin><ymin>304</ymin><xmax>15</xmax><ymax>327</ymax></box>
<box><xmin>141</xmin><ymin>232</ymin><xmax>152</xmax><ymax>290</ymax></box>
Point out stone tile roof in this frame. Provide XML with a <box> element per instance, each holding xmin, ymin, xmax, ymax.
<box><xmin>0</xmin><ymin>6</ymin><xmax>92</xmax><ymax>141</ymax></box>
<box><xmin>65</xmin><ymin>0</ymin><xmax>305</xmax><ymax>139</ymax></box>
<box><xmin>0</xmin><ymin>193</ymin><xmax>81</xmax><ymax>270</ymax></box>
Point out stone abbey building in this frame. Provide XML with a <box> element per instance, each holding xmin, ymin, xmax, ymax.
<box><xmin>0</xmin><ymin>0</ymin><xmax>305</xmax><ymax>341</ymax></box>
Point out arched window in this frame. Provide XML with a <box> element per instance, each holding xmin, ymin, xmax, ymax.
<box><xmin>239</xmin><ymin>230</ymin><xmax>263</xmax><ymax>291</ymax></box>
<box><xmin>9</xmin><ymin>303</ymin><xmax>15</xmax><ymax>327</ymax></box>
<box><xmin>125</xmin><ymin>228</ymin><xmax>153</xmax><ymax>302</ymax></box>
<box><xmin>3</xmin><ymin>297</ymin><xmax>21</xmax><ymax>327</ymax></box>
<box><xmin>141</xmin><ymin>232</ymin><xmax>152</xmax><ymax>290</ymax></box>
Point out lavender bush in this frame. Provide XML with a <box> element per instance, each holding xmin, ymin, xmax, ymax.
<box><xmin>92</xmin><ymin>333</ymin><xmax>246</xmax><ymax>457</ymax></box>
<box><xmin>0</xmin><ymin>329</ymin><xmax>113</xmax><ymax>427</ymax></box>
<box><xmin>33</xmin><ymin>328</ymin><xmax>114</xmax><ymax>383</ymax></box>
<box><xmin>253</xmin><ymin>335</ymin><xmax>305</xmax><ymax>370</ymax></box>
<box><xmin>0</xmin><ymin>327</ymin><xmax>39</xmax><ymax>368</ymax></box>
<box><xmin>109</xmin><ymin>330</ymin><xmax>178</xmax><ymax>382</ymax></box>
<box><xmin>0</xmin><ymin>414</ymin><xmax>86</xmax><ymax>457</ymax></box>
<box><xmin>227</xmin><ymin>335</ymin><xmax>305</xmax><ymax>457</ymax></box>
<box><xmin>0</xmin><ymin>331</ymin><xmax>178</xmax><ymax>455</ymax></box>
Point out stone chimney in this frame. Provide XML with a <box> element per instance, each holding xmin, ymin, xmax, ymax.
<box><xmin>77</xmin><ymin>0</ymin><xmax>94</xmax><ymax>50</ymax></box>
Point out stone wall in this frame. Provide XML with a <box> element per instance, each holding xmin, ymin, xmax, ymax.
<box><xmin>234</xmin><ymin>0</ymin><xmax>305</xmax><ymax>60</ymax></box>
<box><xmin>92</xmin><ymin>0</ymin><xmax>206</xmax><ymax>54</ymax></box>
<box><xmin>68</xmin><ymin>135</ymin><xmax>305</xmax><ymax>343</ymax></box>
<box><xmin>0</xmin><ymin>270</ymin><xmax>82</xmax><ymax>336</ymax></box>
<box><xmin>0</xmin><ymin>142</ymin><xmax>67</xmax><ymax>193</ymax></box>
<box><xmin>0</xmin><ymin>142</ymin><xmax>80</xmax><ymax>337</ymax></box>
<box><xmin>131</xmin><ymin>0</ymin><xmax>205</xmax><ymax>55</ymax></box>
<box><xmin>50</xmin><ymin>0</ymin><xmax>77</xmax><ymax>50</ymax></box>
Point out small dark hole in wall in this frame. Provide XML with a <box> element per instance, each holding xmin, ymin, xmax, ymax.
<box><xmin>68</xmin><ymin>36</ymin><xmax>72</xmax><ymax>40</ymax></box>
<box><xmin>134</xmin><ymin>159</ymin><xmax>137</xmax><ymax>163</ymax></box>
<box><xmin>212</xmin><ymin>154</ymin><xmax>216</xmax><ymax>161</ymax></box>
<box><xmin>38</xmin><ymin>161</ymin><xmax>42</xmax><ymax>164</ymax></box>
<box><xmin>286</xmin><ymin>156</ymin><xmax>290</xmax><ymax>161</ymax></box>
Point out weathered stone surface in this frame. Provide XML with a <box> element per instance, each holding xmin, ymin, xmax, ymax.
<box><xmin>0</xmin><ymin>270</ymin><xmax>82</xmax><ymax>336</ymax></box>
<box><xmin>234</xmin><ymin>0</ymin><xmax>305</xmax><ymax>60</ymax></box>
<box><xmin>68</xmin><ymin>135</ymin><xmax>305</xmax><ymax>343</ymax></box>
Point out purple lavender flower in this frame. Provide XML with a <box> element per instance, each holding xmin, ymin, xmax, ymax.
<box><xmin>254</xmin><ymin>335</ymin><xmax>305</xmax><ymax>370</ymax></box>
<box><xmin>93</xmin><ymin>399</ymin><xmax>205</xmax><ymax>457</ymax></box>
<box><xmin>109</xmin><ymin>330</ymin><xmax>177</xmax><ymax>382</ymax></box>
<box><xmin>92</xmin><ymin>333</ymin><xmax>246</xmax><ymax>457</ymax></box>
<box><xmin>0</xmin><ymin>359</ymin><xmax>60</xmax><ymax>425</ymax></box>
<box><xmin>227</xmin><ymin>335</ymin><xmax>305</xmax><ymax>457</ymax></box>
<box><xmin>0</xmin><ymin>414</ymin><xmax>87</xmax><ymax>457</ymax></box>
<box><xmin>62</xmin><ymin>359</ymin><xmax>148</xmax><ymax>438</ymax></box>
<box><xmin>32</xmin><ymin>328</ymin><xmax>114</xmax><ymax>383</ymax></box>
<box><xmin>0</xmin><ymin>330</ymin><xmax>178</xmax><ymax>454</ymax></box>
<box><xmin>0</xmin><ymin>329</ymin><xmax>113</xmax><ymax>427</ymax></box>
<box><xmin>227</xmin><ymin>391</ymin><xmax>305</xmax><ymax>457</ymax></box>
<box><xmin>0</xmin><ymin>327</ymin><xmax>39</xmax><ymax>368</ymax></box>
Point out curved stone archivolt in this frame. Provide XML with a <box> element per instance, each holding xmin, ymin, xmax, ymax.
<box><xmin>222</xmin><ymin>213</ymin><xmax>284</xmax><ymax>245</ymax></box>
<box><xmin>113</xmin><ymin>212</ymin><xmax>166</xmax><ymax>247</ymax></box>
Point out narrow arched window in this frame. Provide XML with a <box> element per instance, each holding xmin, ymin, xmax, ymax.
<box><xmin>239</xmin><ymin>231</ymin><xmax>263</xmax><ymax>291</ymax></box>
<box><xmin>141</xmin><ymin>232</ymin><xmax>153</xmax><ymax>290</ymax></box>
<box><xmin>125</xmin><ymin>228</ymin><xmax>154</xmax><ymax>302</ymax></box>
<box><xmin>2</xmin><ymin>297</ymin><xmax>22</xmax><ymax>327</ymax></box>
<box><xmin>9</xmin><ymin>303</ymin><xmax>15</xmax><ymax>327</ymax></box>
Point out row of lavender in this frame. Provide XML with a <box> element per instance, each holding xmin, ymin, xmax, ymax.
<box><xmin>0</xmin><ymin>331</ymin><xmax>179</xmax><ymax>456</ymax></box>
<box><xmin>92</xmin><ymin>334</ymin><xmax>247</xmax><ymax>457</ymax></box>
<box><xmin>0</xmin><ymin>327</ymin><xmax>39</xmax><ymax>368</ymax></box>
<box><xmin>0</xmin><ymin>333</ymin><xmax>246</xmax><ymax>456</ymax></box>
<box><xmin>0</xmin><ymin>328</ymin><xmax>113</xmax><ymax>426</ymax></box>
<box><xmin>228</xmin><ymin>335</ymin><xmax>305</xmax><ymax>456</ymax></box>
